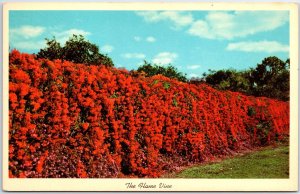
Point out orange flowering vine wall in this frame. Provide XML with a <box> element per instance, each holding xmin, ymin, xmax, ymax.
<box><xmin>9</xmin><ymin>50</ymin><xmax>289</xmax><ymax>178</ymax></box>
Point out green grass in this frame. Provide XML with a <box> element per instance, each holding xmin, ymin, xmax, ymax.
<box><xmin>173</xmin><ymin>145</ymin><xmax>289</xmax><ymax>178</ymax></box>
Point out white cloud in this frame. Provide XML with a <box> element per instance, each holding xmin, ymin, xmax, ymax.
<box><xmin>134</xmin><ymin>36</ymin><xmax>156</xmax><ymax>43</ymax></box>
<box><xmin>10</xmin><ymin>25</ymin><xmax>46</xmax><ymax>50</ymax></box>
<box><xmin>152</xmin><ymin>52</ymin><xmax>177</xmax><ymax>65</ymax></box>
<box><xmin>122</xmin><ymin>53</ymin><xmax>146</xmax><ymax>59</ymax></box>
<box><xmin>10</xmin><ymin>25</ymin><xmax>92</xmax><ymax>51</ymax></box>
<box><xmin>188</xmin><ymin>11</ymin><xmax>288</xmax><ymax>40</ymax></box>
<box><xmin>136</xmin><ymin>11</ymin><xmax>194</xmax><ymax>28</ymax></box>
<box><xmin>146</xmin><ymin>36</ymin><xmax>156</xmax><ymax>42</ymax></box>
<box><xmin>101</xmin><ymin>45</ymin><xmax>114</xmax><ymax>53</ymax></box>
<box><xmin>226</xmin><ymin>40</ymin><xmax>289</xmax><ymax>53</ymax></box>
<box><xmin>52</xmin><ymin>29</ymin><xmax>91</xmax><ymax>44</ymax></box>
<box><xmin>188</xmin><ymin>73</ymin><xmax>199</xmax><ymax>78</ymax></box>
<box><xmin>134</xmin><ymin>36</ymin><xmax>142</xmax><ymax>42</ymax></box>
<box><xmin>10</xmin><ymin>25</ymin><xmax>45</xmax><ymax>39</ymax></box>
<box><xmin>187</xmin><ymin>65</ymin><xmax>201</xmax><ymax>70</ymax></box>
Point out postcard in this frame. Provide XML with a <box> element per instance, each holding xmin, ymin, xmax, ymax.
<box><xmin>2</xmin><ymin>2</ymin><xmax>298</xmax><ymax>191</ymax></box>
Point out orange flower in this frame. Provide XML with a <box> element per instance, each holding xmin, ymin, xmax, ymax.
<box><xmin>81</xmin><ymin>123</ymin><xmax>89</xmax><ymax>131</ymax></box>
<box><xmin>8</xmin><ymin>50</ymin><xmax>289</xmax><ymax>178</ymax></box>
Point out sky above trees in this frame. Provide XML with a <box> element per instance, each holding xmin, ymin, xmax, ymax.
<box><xmin>9</xmin><ymin>10</ymin><xmax>289</xmax><ymax>78</ymax></box>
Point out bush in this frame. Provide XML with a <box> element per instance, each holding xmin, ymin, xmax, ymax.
<box><xmin>9</xmin><ymin>50</ymin><xmax>289</xmax><ymax>178</ymax></box>
<box><xmin>137</xmin><ymin>61</ymin><xmax>187</xmax><ymax>82</ymax></box>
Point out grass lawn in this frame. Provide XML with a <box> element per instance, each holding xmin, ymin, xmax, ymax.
<box><xmin>171</xmin><ymin>145</ymin><xmax>289</xmax><ymax>178</ymax></box>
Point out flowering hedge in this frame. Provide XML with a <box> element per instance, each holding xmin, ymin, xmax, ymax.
<box><xmin>9</xmin><ymin>50</ymin><xmax>289</xmax><ymax>178</ymax></box>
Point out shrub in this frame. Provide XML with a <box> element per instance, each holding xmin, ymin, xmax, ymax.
<box><xmin>9</xmin><ymin>50</ymin><xmax>289</xmax><ymax>178</ymax></box>
<box><xmin>137</xmin><ymin>61</ymin><xmax>187</xmax><ymax>82</ymax></box>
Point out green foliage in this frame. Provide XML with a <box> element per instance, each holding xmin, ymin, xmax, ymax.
<box><xmin>249</xmin><ymin>56</ymin><xmax>289</xmax><ymax>101</ymax></box>
<box><xmin>256</xmin><ymin>121</ymin><xmax>272</xmax><ymax>145</ymax></box>
<box><xmin>203</xmin><ymin>69</ymin><xmax>251</xmax><ymax>94</ymax></box>
<box><xmin>152</xmin><ymin>80</ymin><xmax>159</xmax><ymax>85</ymax></box>
<box><xmin>172</xmin><ymin>98</ymin><xmax>178</xmax><ymax>107</ymax></box>
<box><xmin>36</xmin><ymin>37</ymin><xmax>63</xmax><ymax>60</ymax></box>
<box><xmin>247</xmin><ymin>106</ymin><xmax>256</xmax><ymax>117</ymax></box>
<box><xmin>137</xmin><ymin>61</ymin><xmax>187</xmax><ymax>82</ymax></box>
<box><xmin>201</xmin><ymin>56</ymin><xmax>289</xmax><ymax>101</ymax></box>
<box><xmin>163</xmin><ymin>82</ymin><xmax>171</xmax><ymax>90</ymax></box>
<box><xmin>37</xmin><ymin>34</ymin><xmax>114</xmax><ymax>67</ymax></box>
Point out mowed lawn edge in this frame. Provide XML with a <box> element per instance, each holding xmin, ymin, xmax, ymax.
<box><xmin>164</xmin><ymin>144</ymin><xmax>289</xmax><ymax>178</ymax></box>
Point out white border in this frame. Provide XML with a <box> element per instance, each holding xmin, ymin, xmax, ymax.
<box><xmin>2</xmin><ymin>2</ymin><xmax>298</xmax><ymax>191</ymax></box>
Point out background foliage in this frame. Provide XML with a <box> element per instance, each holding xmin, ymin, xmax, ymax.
<box><xmin>192</xmin><ymin>56</ymin><xmax>289</xmax><ymax>101</ymax></box>
<box><xmin>136</xmin><ymin>61</ymin><xmax>188</xmax><ymax>82</ymax></box>
<box><xmin>37</xmin><ymin>35</ymin><xmax>114</xmax><ymax>67</ymax></box>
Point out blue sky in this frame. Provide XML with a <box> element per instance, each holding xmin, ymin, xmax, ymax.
<box><xmin>9</xmin><ymin>10</ymin><xmax>289</xmax><ymax>78</ymax></box>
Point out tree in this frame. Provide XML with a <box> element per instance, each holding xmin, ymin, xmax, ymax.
<box><xmin>137</xmin><ymin>61</ymin><xmax>187</xmax><ymax>82</ymax></box>
<box><xmin>201</xmin><ymin>56</ymin><xmax>289</xmax><ymax>101</ymax></box>
<box><xmin>37</xmin><ymin>35</ymin><xmax>114</xmax><ymax>67</ymax></box>
<box><xmin>36</xmin><ymin>37</ymin><xmax>63</xmax><ymax>60</ymax></box>
<box><xmin>249</xmin><ymin>56</ymin><xmax>289</xmax><ymax>101</ymax></box>
<box><xmin>202</xmin><ymin>69</ymin><xmax>251</xmax><ymax>94</ymax></box>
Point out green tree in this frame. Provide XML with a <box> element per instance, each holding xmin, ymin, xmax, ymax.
<box><xmin>36</xmin><ymin>37</ymin><xmax>63</xmax><ymax>60</ymax></box>
<box><xmin>202</xmin><ymin>69</ymin><xmax>251</xmax><ymax>94</ymax></box>
<box><xmin>137</xmin><ymin>61</ymin><xmax>187</xmax><ymax>82</ymax></box>
<box><xmin>37</xmin><ymin>34</ymin><xmax>114</xmax><ymax>67</ymax></box>
<box><xmin>249</xmin><ymin>56</ymin><xmax>289</xmax><ymax>101</ymax></box>
<box><xmin>201</xmin><ymin>56</ymin><xmax>289</xmax><ymax>101</ymax></box>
